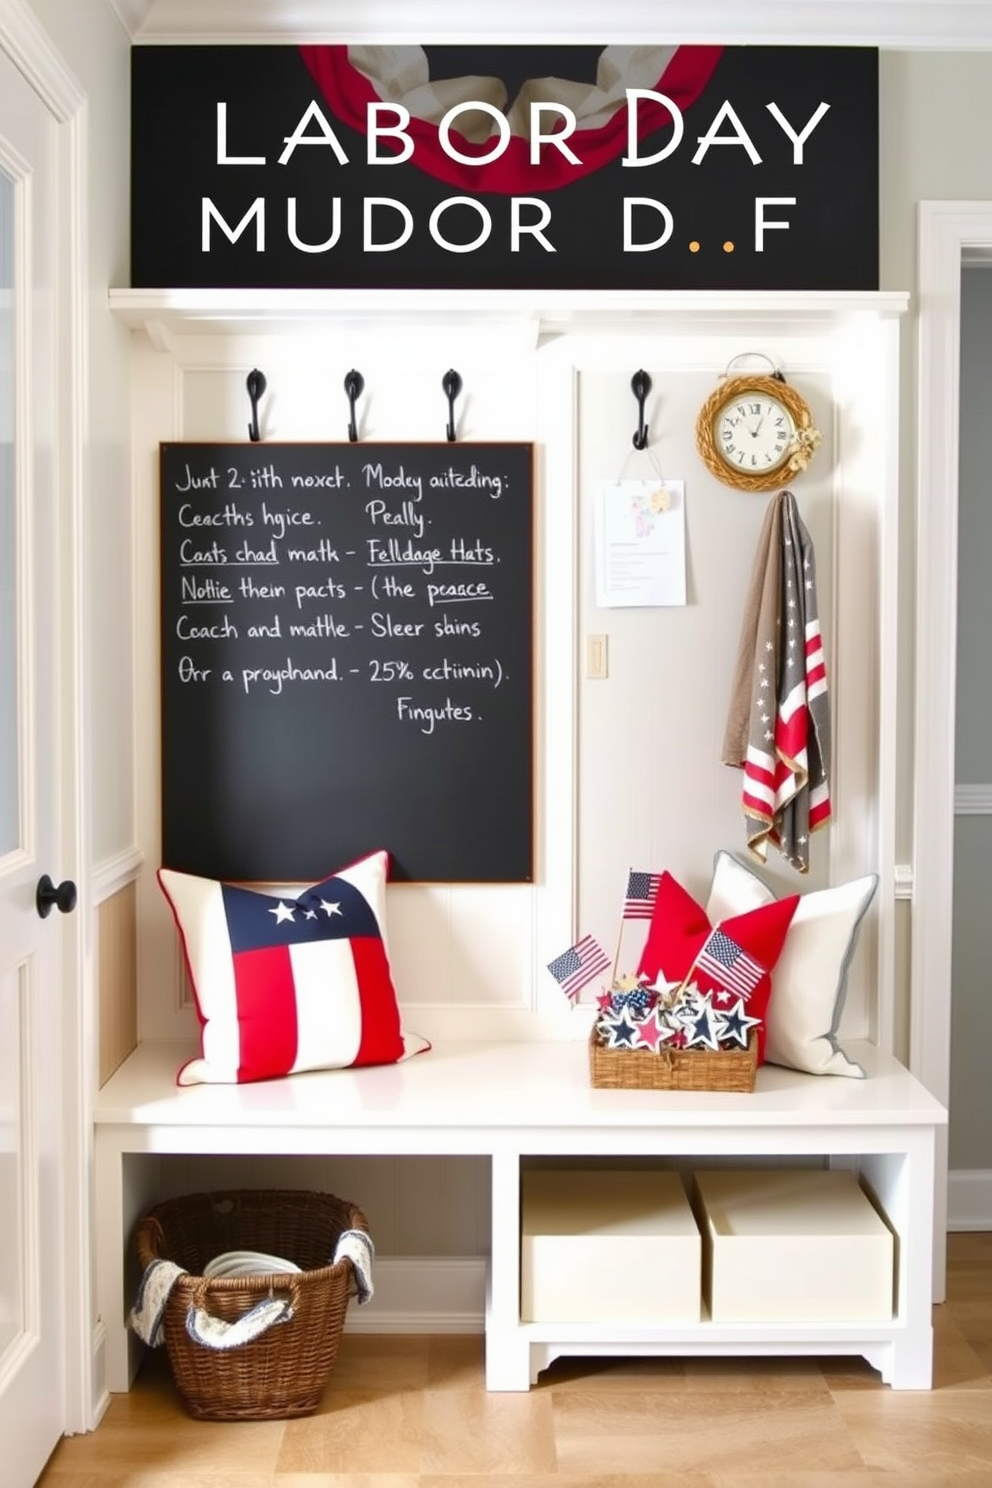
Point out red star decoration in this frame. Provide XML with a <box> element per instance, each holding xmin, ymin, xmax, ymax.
<box><xmin>632</xmin><ymin>1007</ymin><xmax>672</xmax><ymax>1051</ymax></box>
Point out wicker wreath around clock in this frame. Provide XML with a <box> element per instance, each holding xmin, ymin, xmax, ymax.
<box><xmin>695</xmin><ymin>372</ymin><xmax>823</xmax><ymax>493</ymax></box>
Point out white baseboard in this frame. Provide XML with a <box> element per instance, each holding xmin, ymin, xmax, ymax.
<box><xmin>947</xmin><ymin>1168</ymin><xmax>992</xmax><ymax>1231</ymax></box>
<box><xmin>345</xmin><ymin>1255</ymin><xmax>486</xmax><ymax>1334</ymax></box>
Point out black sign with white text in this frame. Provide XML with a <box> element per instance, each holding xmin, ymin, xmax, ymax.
<box><xmin>131</xmin><ymin>44</ymin><xmax>878</xmax><ymax>291</ymax></box>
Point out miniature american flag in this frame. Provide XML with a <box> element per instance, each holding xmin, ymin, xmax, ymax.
<box><xmin>623</xmin><ymin>870</ymin><xmax>662</xmax><ymax>920</ymax></box>
<box><xmin>694</xmin><ymin>929</ymin><xmax>763</xmax><ymax>1001</ymax></box>
<box><xmin>547</xmin><ymin>934</ymin><xmax>611</xmax><ymax>1002</ymax></box>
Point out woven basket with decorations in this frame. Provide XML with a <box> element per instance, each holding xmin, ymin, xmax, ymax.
<box><xmin>585</xmin><ymin>974</ymin><xmax>760</xmax><ymax>1092</ymax></box>
<box><xmin>588</xmin><ymin>1019</ymin><xmax>757</xmax><ymax>1092</ymax></box>
<box><xmin>546</xmin><ymin>867</ymin><xmax>773</xmax><ymax>1093</ymax></box>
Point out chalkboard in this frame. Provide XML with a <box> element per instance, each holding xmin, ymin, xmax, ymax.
<box><xmin>159</xmin><ymin>442</ymin><xmax>534</xmax><ymax>883</ymax></box>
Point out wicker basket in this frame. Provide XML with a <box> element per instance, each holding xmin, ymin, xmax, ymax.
<box><xmin>588</xmin><ymin>1026</ymin><xmax>757</xmax><ymax>1092</ymax></box>
<box><xmin>134</xmin><ymin>1189</ymin><xmax>369</xmax><ymax>1420</ymax></box>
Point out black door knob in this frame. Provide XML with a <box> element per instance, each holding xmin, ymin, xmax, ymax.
<box><xmin>36</xmin><ymin>874</ymin><xmax>77</xmax><ymax>919</ymax></box>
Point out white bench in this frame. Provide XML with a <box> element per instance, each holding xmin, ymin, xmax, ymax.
<box><xmin>94</xmin><ymin>1036</ymin><xmax>946</xmax><ymax>1393</ymax></box>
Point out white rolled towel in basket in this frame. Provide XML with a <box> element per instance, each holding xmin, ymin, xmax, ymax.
<box><xmin>129</xmin><ymin>1228</ymin><xmax>374</xmax><ymax>1351</ymax></box>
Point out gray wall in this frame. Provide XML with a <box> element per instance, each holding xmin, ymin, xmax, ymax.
<box><xmin>956</xmin><ymin>270</ymin><xmax>992</xmax><ymax>783</ymax></box>
<box><xmin>877</xmin><ymin>53</ymin><xmax>992</xmax><ymax>1073</ymax></box>
<box><xmin>875</xmin><ymin>50</ymin><xmax>992</xmax><ymax>1167</ymax></box>
<box><xmin>950</xmin><ymin>268</ymin><xmax>992</xmax><ymax>1170</ymax></box>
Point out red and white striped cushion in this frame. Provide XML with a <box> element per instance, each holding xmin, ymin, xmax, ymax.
<box><xmin>158</xmin><ymin>849</ymin><xmax>429</xmax><ymax>1086</ymax></box>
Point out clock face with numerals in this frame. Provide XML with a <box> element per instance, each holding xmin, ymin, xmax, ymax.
<box><xmin>696</xmin><ymin>372</ymin><xmax>819</xmax><ymax>493</ymax></box>
<box><xmin>715</xmin><ymin>391</ymin><xmax>796</xmax><ymax>475</ymax></box>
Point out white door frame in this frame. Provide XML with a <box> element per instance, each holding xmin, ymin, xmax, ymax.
<box><xmin>912</xmin><ymin>201</ymin><xmax>992</xmax><ymax>1293</ymax></box>
<box><xmin>0</xmin><ymin>0</ymin><xmax>89</xmax><ymax>1437</ymax></box>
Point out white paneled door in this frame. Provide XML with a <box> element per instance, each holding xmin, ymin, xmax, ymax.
<box><xmin>0</xmin><ymin>40</ymin><xmax>69</xmax><ymax>1488</ymax></box>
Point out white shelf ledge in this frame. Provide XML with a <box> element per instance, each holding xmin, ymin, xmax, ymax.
<box><xmin>108</xmin><ymin>286</ymin><xmax>910</xmax><ymax>345</ymax></box>
<box><xmin>95</xmin><ymin>1037</ymin><xmax>946</xmax><ymax>1139</ymax></box>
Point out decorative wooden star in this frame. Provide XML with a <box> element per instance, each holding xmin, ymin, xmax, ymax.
<box><xmin>715</xmin><ymin>997</ymin><xmax>762</xmax><ymax>1048</ymax></box>
<box><xmin>631</xmin><ymin>1006</ymin><xmax>679</xmax><ymax>1052</ymax></box>
<box><xmin>598</xmin><ymin>1007</ymin><xmax>641</xmax><ymax>1049</ymax></box>
<box><xmin>684</xmin><ymin>1001</ymin><xmax>722</xmax><ymax>1051</ymax></box>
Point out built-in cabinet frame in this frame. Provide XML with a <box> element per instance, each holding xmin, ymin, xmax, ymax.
<box><xmin>84</xmin><ymin>285</ymin><xmax>946</xmax><ymax>1425</ymax></box>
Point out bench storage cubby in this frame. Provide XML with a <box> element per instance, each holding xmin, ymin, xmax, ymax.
<box><xmin>95</xmin><ymin>1036</ymin><xmax>944</xmax><ymax>1395</ymax></box>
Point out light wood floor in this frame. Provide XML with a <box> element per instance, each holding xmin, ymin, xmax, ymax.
<box><xmin>38</xmin><ymin>1231</ymin><xmax>992</xmax><ymax>1487</ymax></box>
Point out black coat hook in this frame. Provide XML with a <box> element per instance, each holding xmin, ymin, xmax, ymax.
<box><xmin>344</xmin><ymin>369</ymin><xmax>364</xmax><ymax>442</ymax></box>
<box><xmin>631</xmin><ymin>369</ymin><xmax>651</xmax><ymax>450</ymax></box>
<box><xmin>442</xmin><ymin>368</ymin><xmax>463</xmax><ymax>442</ymax></box>
<box><xmin>246</xmin><ymin>367</ymin><xmax>266</xmax><ymax>443</ymax></box>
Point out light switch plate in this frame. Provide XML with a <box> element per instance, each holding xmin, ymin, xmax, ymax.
<box><xmin>586</xmin><ymin>634</ymin><xmax>608</xmax><ymax>679</ymax></box>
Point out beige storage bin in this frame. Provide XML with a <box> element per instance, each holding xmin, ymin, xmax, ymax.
<box><xmin>693</xmin><ymin>1167</ymin><xmax>894</xmax><ymax>1323</ymax></box>
<box><xmin>520</xmin><ymin>1168</ymin><xmax>701</xmax><ymax>1323</ymax></box>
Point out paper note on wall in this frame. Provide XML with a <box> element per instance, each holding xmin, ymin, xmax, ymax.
<box><xmin>594</xmin><ymin>479</ymin><xmax>687</xmax><ymax>607</ymax></box>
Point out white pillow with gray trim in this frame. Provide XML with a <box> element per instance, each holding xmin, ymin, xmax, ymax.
<box><xmin>706</xmin><ymin>851</ymin><xmax>878</xmax><ymax>1078</ymax></box>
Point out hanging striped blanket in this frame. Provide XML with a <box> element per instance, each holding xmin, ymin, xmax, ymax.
<box><xmin>721</xmin><ymin>490</ymin><xmax>831</xmax><ymax>873</ymax></box>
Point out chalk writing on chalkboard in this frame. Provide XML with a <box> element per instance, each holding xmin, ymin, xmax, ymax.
<box><xmin>160</xmin><ymin>443</ymin><xmax>534</xmax><ymax>884</ymax></box>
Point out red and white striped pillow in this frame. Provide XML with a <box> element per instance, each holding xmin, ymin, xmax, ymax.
<box><xmin>158</xmin><ymin>849</ymin><xmax>429</xmax><ymax>1086</ymax></box>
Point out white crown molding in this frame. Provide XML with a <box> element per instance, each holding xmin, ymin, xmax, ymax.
<box><xmin>0</xmin><ymin>0</ymin><xmax>85</xmax><ymax>115</ymax></box>
<box><xmin>106</xmin><ymin>0</ymin><xmax>154</xmax><ymax>39</ymax></box>
<box><xmin>116</xmin><ymin>0</ymin><xmax>992</xmax><ymax>47</ymax></box>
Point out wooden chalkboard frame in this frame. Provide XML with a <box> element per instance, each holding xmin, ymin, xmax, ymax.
<box><xmin>159</xmin><ymin>441</ymin><xmax>534</xmax><ymax>884</ymax></box>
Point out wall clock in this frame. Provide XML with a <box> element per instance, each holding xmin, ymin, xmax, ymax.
<box><xmin>695</xmin><ymin>358</ymin><xmax>822</xmax><ymax>493</ymax></box>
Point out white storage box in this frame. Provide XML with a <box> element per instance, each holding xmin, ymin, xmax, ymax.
<box><xmin>693</xmin><ymin>1168</ymin><xmax>894</xmax><ymax>1323</ymax></box>
<box><xmin>520</xmin><ymin>1168</ymin><xmax>700</xmax><ymax>1323</ymax></box>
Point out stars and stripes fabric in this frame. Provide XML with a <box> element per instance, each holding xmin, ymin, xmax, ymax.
<box><xmin>693</xmin><ymin>928</ymin><xmax>764</xmax><ymax>1002</ymax></box>
<box><xmin>158</xmin><ymin>850</ymin><xmax>429</xmax><ymax>1086</ymax></box>
<box><xmin>623</xmin><ymin>869</ymin><xmax>663</xmax><ymax>920</ymax></box>
<box><xmin>722</xmin><ymin>489</ymin><xmax>832</xmax><ymax>873</ymax></box>
<box><xmin>547</xmin><ymin>933</ymin><xmax>612</xmax><ymax>1002</ymax></box>
<box><xmin>300</xmin><ymin>45</ymin><xmax>723</xmax><ymax>197</ymax></box>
